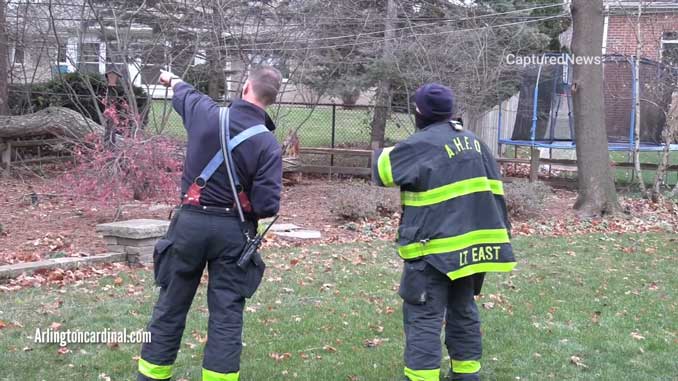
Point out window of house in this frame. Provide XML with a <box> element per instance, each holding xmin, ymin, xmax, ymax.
<box><xmin>661</xmin><ymin>32</ymin><xmax>678</xmax><ymax>67</ymax></box>
<box><xmin>57</xmin><ymin>43</ymin><xmax>68</xmax><ymax>63</ymax></box>
<box><xmin>13</xmin><ymin>45</ymin><xmax>24</xmax><ymax>65</ymax></box>
<box><xmin>80</xmin><ymin>42</ymin><xmax>101</xmax><ymax>74</ymax></box>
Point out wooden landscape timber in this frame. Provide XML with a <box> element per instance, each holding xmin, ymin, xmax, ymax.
<box><xmin>292</xmin><ymin>147</ymin><xmax>678</xmax><ymax>184</ymax></box>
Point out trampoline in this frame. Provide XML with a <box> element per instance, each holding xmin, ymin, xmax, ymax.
<box><xmin>498</xmin><ymin>53</ymin><xmax>678</xmax><ymax>152</ymax></box>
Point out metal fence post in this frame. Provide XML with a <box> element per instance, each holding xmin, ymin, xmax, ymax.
<box><xmin>331</xmin><ymin>103</ymin><xmax>336</xmax><ymax>167</ymax></box>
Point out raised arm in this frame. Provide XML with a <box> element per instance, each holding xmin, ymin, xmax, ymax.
<box><xmin>159</xmin><ymin>70</ymin><xmax>219</xmax><ymax>129</ymax></box>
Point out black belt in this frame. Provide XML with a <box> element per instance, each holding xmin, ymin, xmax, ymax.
<box><xmin>178</xmin><ymin>203</ymin><xmax>238</xmax><ymax>216</ymax></box>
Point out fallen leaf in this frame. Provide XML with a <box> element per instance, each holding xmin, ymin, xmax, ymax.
<box><xmin>269</xmin><ymin>352</ymin><xmax>292</xmax><ymax>362</ymax></box>
<box><xmin>631</xmin><ymin>332</ymin><xmax>645</xmax><ymax>341</ymax></box>
<box><xmin>570</xmin><ymin>355</ymin><xmax>588</xmax><ymax>368</ymax></box>
<box><xmin>323</xmin><ymin>345</ymin><xmax>337</xmax><ymax>353</ymax></box>
<box><xmin>591</xmin><ymin>311</ymin><xmax>601</xmax><ymax>324</ymax></box>
<box><xmin>192</xmin><ymin>331</ymin><xmax>207</xmax><ymax>344</ymax></box>
<box><xmin>363</xmin><ymin>338</ymin><xmax>384</xmax><ymax>348</ymax></box>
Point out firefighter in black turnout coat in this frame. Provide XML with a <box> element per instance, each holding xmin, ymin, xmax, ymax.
<box><xmin>373</xmin><ymin>84</ymin><xmax>516</xmax><ymax>381</ymax></box>
<box><xmin>137</xmin><ymin>66</ymin><xmax>283</xmax><ymax>381</ymax></box>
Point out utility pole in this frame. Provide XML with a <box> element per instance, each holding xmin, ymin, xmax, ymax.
<box><xmin>370</xmin><ymin>0</ymin><xmax>396</xmax><ymax>150</ymax></box>
<box><xmin>0</xmin><ymin>0</ymin><xmax>9</xmax><ymax>115</ymax></box>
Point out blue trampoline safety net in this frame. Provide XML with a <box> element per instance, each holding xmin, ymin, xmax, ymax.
<box><xmin>503</xmin><ymin>54</ymin><xmax>677</xmax><ymax>151</ymax></box>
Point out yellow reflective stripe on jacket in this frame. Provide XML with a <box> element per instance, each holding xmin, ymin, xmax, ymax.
<box><xmin>451</xmin><ymin>359</ymin><xmax>481</xmax><ymax>374</ymax></box>
<box><xmin>138</xmin><ymin>358</ymin><xmax>172</xmax><ymax>380</ymax></box>
<box><xmin>404</xmin><ymin>367</ymin><xmax>440</xmax><ymax>381</ymax></box>
<box><xmin>401</xmin><ymin>177</ymin><xmax>504</xmax><ymax>207</ymax></box>
<box><xmin>448</xmin><ymin>261</ymin><xmax>516</xmax><ymax>281</ymax></box>
<box><xmin>488</xmin><ymin>179</ymin><xmax>504</xmax><ymax>195</ymax></box>
<box><xmin>398</xmin><ymin>229</ymin><xmax>510</xmax><ymax>260</ymax></box>
<box><xmin>202</xmin><ymin>368</ymin><xmax>240</xmax><ymax>381</ymax></box>
<box><xmin>377</xmin><ymin>147</ymin><xmax>395</xmax><ymax>187</ymax></box>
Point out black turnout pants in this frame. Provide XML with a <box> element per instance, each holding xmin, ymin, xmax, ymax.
<box><xmin>138</xmin><ymin>206</ymin><xmax>263</xmax><ymax>381</ymax></box>
<box><xmin>400</xmin><ymin>260</ymin><xmax>482</xmax><ymax>381</ymax></box>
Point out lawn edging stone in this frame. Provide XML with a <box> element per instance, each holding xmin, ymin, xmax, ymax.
<box><xmin>0</xmin><ymin>252</ymin><xmax>127</xmax><ymax>279</ymax></box>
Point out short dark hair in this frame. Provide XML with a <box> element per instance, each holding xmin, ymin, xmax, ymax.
<box><xmin>248</xmin><ymin>65</ymin><xmax>282</xmax><ymax>106</ymax></box>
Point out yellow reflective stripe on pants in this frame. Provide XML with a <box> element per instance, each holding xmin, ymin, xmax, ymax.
<box><xmin>404</xmin><ymin>367</ymin><xmax>440</xmax><ymax>381</ymax></box>
<box><xmin>202</xmin><ymin>368</ymin><xmax>240</xmax><ymax>381</ymax></box>
<box><xmin>451</xmin><ymin>359</ymin><xmax>481</xmax><ymax>374</ymax></box>
<box><xmin>448</xmin><ymin>261</ymin><xmax>516</xmax><ymax>281</ymax></box>
<box><xmin>398</xmin><ymin>229</ymin><xmax>510</xmax><ymax>260</ymax></box>
<box><xmin>138</xmin><ymin>358</ymin><xmax>172</xmax><ymax>380</ymax></box>
<box><xmin>401</xmin><ymin>177</ymin><xmax>504</xmax><ymax>207</ymax></box>
<box><xmin>377</xmin><ymin>147</ymin><xmax>395</xmax><ymax>187</ymax></box>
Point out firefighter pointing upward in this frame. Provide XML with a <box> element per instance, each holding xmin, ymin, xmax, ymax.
<box><xmin>373</xmin><ymin>83</ymin><xmax>516</xmax><ymax>381</ymax></box>
<box><xmin>137</xmin><ymin>67</ymin><xmax>283</xmax><ymax>381</ymax></box>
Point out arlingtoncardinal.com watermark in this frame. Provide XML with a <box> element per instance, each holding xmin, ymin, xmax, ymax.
<box><xmin>34</xmin><ymin>327</ymin><xmax>151</xmax><ymax>347</ymax></box>
<box><xmin>505</xmin><ymin>54</ymin><xmax>603</xmax><ymax>66</ymax></box>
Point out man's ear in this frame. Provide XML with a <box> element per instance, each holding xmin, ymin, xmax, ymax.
<box><xmin>242</xmin><ymin>80</ymin><xmax>250</xmax><ymax>97</ymax></box>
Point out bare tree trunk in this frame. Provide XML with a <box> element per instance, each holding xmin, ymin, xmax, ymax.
<box><xmin>652</xmin><ymin>101</ymin><xmax>677</xmax><ymax>199</ymax></box>
<box><xmin>206</xmin><ymin>12</ymin><xmax>222</xmax><ymax>101</ymax></box>
<box><xmin>571</xmin><ymin>0</ymin><xmax>620</xmax><ymax>216</ymax></box>
<box><xmin>370</xmin><ymin>0</ymin><xmax>396</xmax><ymax>150</ymax></box>
<box><xmin>633</xmin><ymin>2</ymin><xmax>647</xmax><ymax>193</ymax></box>
<box><xmin>207</xmin><ymin>58</ymin><xmax>221</xmax><ymax>100</ymax></box>
<box><xmin>0</xmin><ymin>0</ymin><xmax>9</xmax><ymax>115</ymax></box>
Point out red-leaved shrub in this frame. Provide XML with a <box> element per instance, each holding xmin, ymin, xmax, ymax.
<box><xmin>61</xmin><ymin>133</ymin><xmax>183</xmax><ymax>203</ymax></box>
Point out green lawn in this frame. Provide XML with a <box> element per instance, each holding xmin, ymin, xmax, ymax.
<box><xmin>147</xmin><ymin>101</ymin><xmax>414</xmax><ymax>148</ymax></box>
<box><xmin>610</xmin><ymin>151</ymin><xmax>678</xmax><ymax>187</ymax></box>
<box><xmin>508</xmin><ymin>146</ymin><xmax>678</xmax><ymax>187</ymax></box>
<box><xmin>1</xmin><ymin>233</ymin><xmax>676</xmax><ymax>380</ymax></box>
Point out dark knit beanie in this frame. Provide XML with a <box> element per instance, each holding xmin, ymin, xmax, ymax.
<box><xmin>414</xmin><ymin>83</ymin><xmax>454</xmax><ymax>119</ymax></box>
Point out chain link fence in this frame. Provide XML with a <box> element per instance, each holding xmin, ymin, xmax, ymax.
<box><xmin>148</xmin><ymin>101</ymin><xmax>417</xmax><ymax>169</ymax></box>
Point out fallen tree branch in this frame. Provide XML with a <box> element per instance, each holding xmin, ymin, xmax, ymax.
<box><xmin>0</xmin><ymin>107</ymin><xmax>103</xmax><ymax>140</ymax></box>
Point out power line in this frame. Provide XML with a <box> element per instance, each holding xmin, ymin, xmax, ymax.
<box><xmin>6</xmin><ymin>4</ymin><xmax>569</xmax><ymax>52</ymax></box>
<box><xmin>1</xmin><ymin>13</ymin><xmax>568</xmax><ymax>56</ymax></box>
<box><xmin>169</xmin><ymin>14</ymin><xmax>570</xmax><ymax>52</ymax></box>
<box><xmin>6</xmin><ymin>2</ymin><xmax>566</xmax><ymax>36</ymax></box>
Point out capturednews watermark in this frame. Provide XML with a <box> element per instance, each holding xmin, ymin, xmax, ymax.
<box><xmin>34</xmin><ymin>328</ymin><xmax>151</xmax><ymax>347</ymax></box>
<box><xmin>505</xmin><ymin>54</ymin><xmax>603</xmax><ymax>66</ymax></box>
